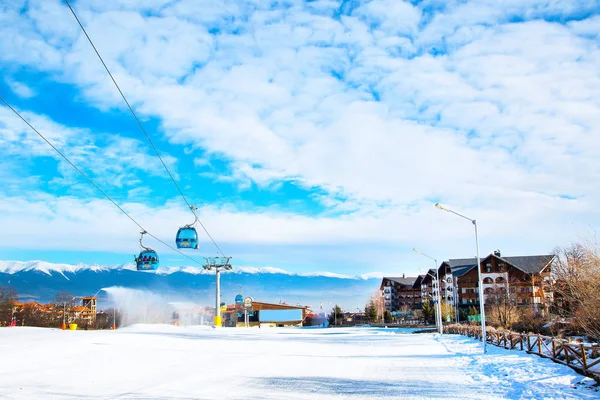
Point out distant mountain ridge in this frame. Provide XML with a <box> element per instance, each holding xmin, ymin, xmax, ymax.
<box><xmin>0</xmin><ymin>260</ymin><xmax>383</xmax><ymax>280</ymax></box>
<box><xmin>0</xmin><ymin>260</ymin><xmax>382</xmax><ymax>310</ymax></box>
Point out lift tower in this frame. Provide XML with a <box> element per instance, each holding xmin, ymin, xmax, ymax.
<box><xmin>203</xmin><ymin>256</ymin><xmax>232</xmax><ymax>327</ymax></box>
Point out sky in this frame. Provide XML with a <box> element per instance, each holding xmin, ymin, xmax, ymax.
<box><xmin>0</xmin><ymin>0</ymin><xmax>599</xmax><ymax>276</ymax></box>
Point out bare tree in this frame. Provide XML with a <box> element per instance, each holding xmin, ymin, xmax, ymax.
<box><xmin>54</xmin><ymin>291</ymin><xmax>76</xmax><ymax>307</ymax></box>
<box><xmin>553</xmin><ymin>240</ymin><xmax>600</xmax><ymax>340</ymax></box>
<box><xmin>485</xmin><ymin>285</ymin><xmax>519</xmax><ymax>329</ymax></box>
<box><xmin>399</xmin><ymin>304</ymin><xmax>411</xmax><ymax>316</ymax></box>
<box><xmin>0</xmin><ymin>287</ymin><xmax>17</xmax><ymax>326</ymax></box>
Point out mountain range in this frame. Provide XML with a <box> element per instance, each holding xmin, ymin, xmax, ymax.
<box><xmin>0</xmin><ymin>261</ymin><xmax>383</xmax><ymax>312</ymax></box>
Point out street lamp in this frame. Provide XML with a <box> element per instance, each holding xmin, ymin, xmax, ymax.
<box><xmin>414</xmin><ymin>249</ymin><xmax>443</xmax><ymax>335</ymax></box>
<box><xmin>435</xmin><ymin>203</ymin><xmax>486</xmax><ymax>353</ymax></box>
<box><xmin>380</xmin><ymin>291</ymin><xmax>384</xmax><ymax>325</ymax></box>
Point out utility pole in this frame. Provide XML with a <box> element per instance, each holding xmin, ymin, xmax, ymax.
<box><xmin>203</xmin><ymin>256</ymin><xmax>232</xmax><ymax>327</ymax></box>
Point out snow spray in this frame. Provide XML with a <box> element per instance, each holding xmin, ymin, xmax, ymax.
<box><xmin>102</xmin><ymin>287</ymin><xmax>211</xmax><ymax>327</ymax></box>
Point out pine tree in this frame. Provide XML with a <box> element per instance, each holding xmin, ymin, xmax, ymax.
<box><xmin>328</xmin><ymin>305</ymin><xmax>343</xmax><ymax>326</ymax></box>
<box><xmin>365</xmin><ymin>301</ymin><xmax>377</xmax><ymax>322</ymax></box>
<box><xmin>422</xmin><ymin>300</ymin><xmax>435</xmax><ymax>323</ymax></box>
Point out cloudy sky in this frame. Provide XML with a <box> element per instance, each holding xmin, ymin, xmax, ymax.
<box><xmin>0</xmin><ymin>0</ymin><xmax>599</xmax><ymax>275</ymax></box>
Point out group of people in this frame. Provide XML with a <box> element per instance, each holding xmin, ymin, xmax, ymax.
<box><xmin>135</xmin><ymin>254</ymin><xmax>157</xmax><ymax>264</ymax></box>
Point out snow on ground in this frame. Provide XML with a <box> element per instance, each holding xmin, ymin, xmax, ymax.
<box><xmin>0</xmin><ymin>326</ymin><xmax>597</xmax><ymax>400</ymax></box>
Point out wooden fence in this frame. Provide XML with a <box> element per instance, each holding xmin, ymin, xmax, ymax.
<box><xmin>445</xmin><ymin>325</ymin><xmax>600</xmax><ymax>381</ymax></box>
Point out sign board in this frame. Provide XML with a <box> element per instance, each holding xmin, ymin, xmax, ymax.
<box><xmin>243</xmin><ymin>297</ymin><xmax>253</xmax><ymax>310</ymax></box>
<box><xmin>259</xmin><ymin>309</ymin><xmax>302</xmax><ymax>322</ymax></box>
<box><xmin>220</xmin><ymin>305</ymin><xmax>227</xmax><ymax>312</ymax></box>
<box><xmin>235</xmin><ymin>294</ymin><xmax>244</xmax><ymax>304</ymax></box>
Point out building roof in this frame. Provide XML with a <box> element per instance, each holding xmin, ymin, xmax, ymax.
<box><xmin>384</xmin><ymin>276</ymin><xmax>418</xmax><ymax>285</ymax></box>
<box><xmin>420</xmin><ymin>269</ymin><xmax>438</xmax><ymax>284</ymax></box>
<box><xmin>250</xmin><ymin>301</ymin><xmax>306</xmax><ymax>310</ymax></box>
<box><xmin>380</xmin><ymin>276</ymin><xmax>418</xmax><ymax>290</ymax></box>
<box><xmin>447</xmin><ymin>258</ymin><xmax>477</xmax><ymax>268</ymax></box>
<box><xmin>448</xmin><ymin>254</ymin><xmax>555</xmax><ymax>276</ymax></box>
<box><xmin>486</xmin><ymin>254</ymin><xmax>555</xmax><ymax>274</ymax></box>
<box><xmin>413</xmin><ymin>275</ymin><xmax>424</xmax><ymax>288</ymax></box>
<box><xmin>451</xmin><ymin>266</ymin><xmax>477</xmax><ymax>277</ymax></box>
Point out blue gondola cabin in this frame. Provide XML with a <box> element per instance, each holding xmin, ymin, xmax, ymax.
<box><xmin>135</xmin><ymin>250</ymin><xmax>159</xmax><ymax>271</ymax></box>
<box><xmin>176</xmin><ymin>227</ymin><xmax>198</xmax><ymax>249</ymax></box>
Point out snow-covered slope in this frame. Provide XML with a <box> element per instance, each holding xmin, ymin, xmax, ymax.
<box><xmin>0</xmin><ymin>326</ymin><xmax>596</xmax><ymax>399</ymax></box>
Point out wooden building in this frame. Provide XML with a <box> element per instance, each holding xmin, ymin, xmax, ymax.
<box><xmin>450</xmin><ymin>251</ymin><xmax>555</xmax><ymax>313</ymax></box>
<box><xmin>380</xmin><ymin>275</ymin><xmax>420</xmax><ymax>312</ymax></box>
<box><xmin>221</xmin><ymin>301</ymin><xmax>307</xmax><ymax>327</ymax></box>
<box><xmin>379</xmin><ymin>250</ymin><xmax>556</xmax><ymax>319</ymax></box>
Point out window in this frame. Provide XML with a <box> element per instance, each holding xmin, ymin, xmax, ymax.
<box><xmin>495</xmin><ymin>277</ymin><xmax>506</xmax><ymax>284</ymax></box>
<box><xmin>483</xmin><ymin>277</ymin><xmax>493</xmax><ymax>284</ymax></box>
<box><xmin>484</xmin><ymin>288</ymin><xmax>494</xmax><ymax>294</ymax></box>
<box><xmin>485</xmin><ymin>263</ymin><xmax>492</xmax><ymax>273</ymax></box>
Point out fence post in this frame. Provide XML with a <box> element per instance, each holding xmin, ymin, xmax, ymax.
<box><xmin>580</xmin><ymin>343</ymin><xmax>588</xmax><ymax>373</ymax></box>
<box><xmin>519</xmin><ymin>334</ymin><xmax>523</xmax><ymax>351</ymax></box>
<box><xmin>537</xmin><ymin>335</ymin><xmax>542</xmax><ymax>354</ymax></box>
<box><xmin>552</xmin><ymin>340</ymin><xmax>556</xmax><ymax>359</ymax></box>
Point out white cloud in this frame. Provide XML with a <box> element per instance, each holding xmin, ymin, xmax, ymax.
<box><xmin>0</xmin><ymin>105</ymin><xmax>179</xmax><ymax>190</ymax></box>
<box><xmin>5</xmin><ymin>79</ymin><xmax>36</xmax><ymax>98</ymax></box>
<box><xmin>0</xmin><ymin>0</ymin><xmax>599</xmax><ymax>271</ymax></box>
<box><xmin>356</xmin><ymin>0</ymin><xmax>421</xmax><ymax>37</ymax></box>
<box><xmin>0</xmin><ymin>191</ymin><xmax>593</xmax><ymax>274</ymax></box>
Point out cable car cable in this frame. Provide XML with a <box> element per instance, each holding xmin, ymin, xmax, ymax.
<box><xmin>64</xmin><ymin>0</ymin><xmax>226</xmax><ymax>258</ymax></box>
<box><xmin>0</xmin><ymin>97</ymin><xmax>203</xmax><ymax>266</ymax></box>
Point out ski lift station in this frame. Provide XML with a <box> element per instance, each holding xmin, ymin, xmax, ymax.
<box><xmin>221</xmin><ymin>298</ymin><xmax>307</xmax><ymax>328</ymax></box>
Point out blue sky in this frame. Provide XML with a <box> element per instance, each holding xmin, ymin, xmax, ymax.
<box><xmin>0</xmin><ymin>0</ymin><xmax>599</xmax><ymax>276</ymax></box>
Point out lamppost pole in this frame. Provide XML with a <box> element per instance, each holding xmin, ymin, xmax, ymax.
<box><xmin>414</xmin><ymin>249</ymin><xmax>443</xmax><ymax>335</ymax></box>
<box><xmin>435</xmin><ymin>203</ymin><xmax>486</xmax><ymax>353</ymax></box>
<box><xmin>380</xmin><ymin>291</ymin><xmax>384</xmax><ymax>324</ymax></box>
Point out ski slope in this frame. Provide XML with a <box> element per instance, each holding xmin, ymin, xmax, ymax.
<box><xmin>0</xmin><ymin>326</ymin><xmax>596</xmax><ymax>399</ymax></box>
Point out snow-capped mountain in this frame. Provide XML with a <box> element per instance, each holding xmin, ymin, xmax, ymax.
<box><xmin>0</xmin><ymin>260</ymin><xmax>382</xmax><ymax>310</ymax></box>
